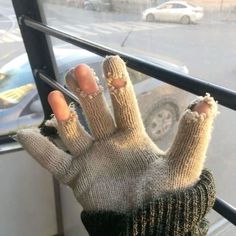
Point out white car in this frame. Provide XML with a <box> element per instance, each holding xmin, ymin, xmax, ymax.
<box><xmin>142</xmin><ymin>1</ymin><xmax>204</xmax><ymax>24</ymax></box>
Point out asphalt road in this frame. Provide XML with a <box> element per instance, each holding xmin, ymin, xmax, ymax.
<box><xmin>1</xmin><ymin>1</ymin><xmax>236</xmax><ymax>232</ymax></box>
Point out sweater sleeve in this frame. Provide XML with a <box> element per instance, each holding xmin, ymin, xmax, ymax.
<box><xmin>81</xmin><ymin>169</ymin><xmax>216</xmax><ymax>236</ymax></box>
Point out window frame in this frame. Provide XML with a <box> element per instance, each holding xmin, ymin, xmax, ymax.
<box><xmin>7</xmin><ymin>0</ymin><xmax>236</xmax><ymax>233</ymax></box>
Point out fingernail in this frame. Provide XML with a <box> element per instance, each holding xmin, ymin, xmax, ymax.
<box><xmin>192</xmin><ymin>101</ymin><xmax>210</xmax><ymax>115</ymax></box>
<box><xmin>48</xmin><ymin>90</ymin><xmax>70</xmax><ymax>121</ymax></box>
<box><xmin>74</xmin><ymin>64</ymin><xmax>99</xmax><ymax>94</ymax></box>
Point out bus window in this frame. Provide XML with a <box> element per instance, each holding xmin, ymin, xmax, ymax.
<box><xmin>40</xmin><ymin>1</ymin><xmax>236</xmax><ymax>234</ymax></box>
<box><xmin>0</xmin><ymin>4</ymin><xmax>44</xmax><ymax>137</ymax></box>
<box><xmin>1</xmin><ymin>0</ymin><xmax>236</xmax><ymax>235</ymax></box>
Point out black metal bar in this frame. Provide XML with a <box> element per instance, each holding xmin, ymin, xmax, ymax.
<box><xmin>11</xmin><ymin>0</ymin><xmax>64</xmax><ymax>234</ymax></box>
<box><xmin>52</xmin><ymin>177</ymin><xmax>65</xmax><ymax>236</ymax></box>
<box><xmin>12</xmin><ymin>4</ymin><xmax>56</xmax><ymax>119</ymax></box>
<box><xmin>36</xmin><ymin>70</ymin><xmax>81</xmax><ymax>104</ymax></box>
<box><xmin>37</xmin><ymin>71</ymin><xmax>90</xmax><ymax>133</ymax></box>
<box><xmin>213</xmin><ymin>197</ymin><xmax>236</xmax><ymax>226</ymax></box>
<box><xmin>21</xmin><ymin>16</ymin><xmax>236</xmax><ymax>111</ymax></box>
<box><xmin>0</xmin><ymin>142</ymin><xmax>22</xmax><ymax>155</ymax></box>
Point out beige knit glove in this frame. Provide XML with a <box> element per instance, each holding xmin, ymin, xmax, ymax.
<box><xmin>17</xmin><ymin>56</ymin><xmax>218</xmax><ymax>213</ymax></box>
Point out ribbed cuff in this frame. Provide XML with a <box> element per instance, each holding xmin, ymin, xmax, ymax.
<box><xmin>81</xmin><ymin>169</ymin><xmax>215</xmax><ymax>236</ymax></box>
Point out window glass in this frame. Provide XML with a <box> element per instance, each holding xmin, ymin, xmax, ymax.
<box><xmin>0</xmin><ymin>0</ymin><xmax>234</xmax><ymax>234</ymax></box>
<box><xmin>42</xmin><ymin>0</ymin><xmax>236</xmax><ymax>91</ymax></box>
<box><xmin>42</xmin><ymin>1</ymin><xmax>236</xmax><ymax>233</ymax></box>
<box><xmin>207</xmin><ymin>210</ymin><xmax>236</xmax><ymax>236</ymax></box>
<box><xmin>19</xmin><ymin>94</ymin><xmax>41</xmax><ymax>116</ymax></box>
<box><xmin>173</xmin><ymin>4</ymin><xmax>187</xmax><ymax>9</ymax></box>
<box><xmin>188</xmin><ymin>3</ymin><xmax>197</xmax><ymax>8</ymax></box>
<box><xmin>0</xmin><ymin>1</ymin><xmax>43</xmax><ymax>137</ymax></box>
<box><xmin>158</xmin><ymin>4</ymin><xmax>173</xmax><ymax>10</ymax></box>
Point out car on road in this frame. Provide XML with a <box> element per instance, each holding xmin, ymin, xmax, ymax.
<box><xmin>83</xmin><ymin>0</ymin><xmax>112</xmax><ymax>12</ymax></box>
<box><xmin>142</xmin><ymin>1</ymin><xmax>204</xmax><ymax>24</ymax></box>
<box><xmin>0</xmin><ymin>48</ymin><xmax>189</xmax><ymax>148</ymax></box>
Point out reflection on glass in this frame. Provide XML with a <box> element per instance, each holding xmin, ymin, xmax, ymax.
<box><xmin>0</xmin><ymin>50</ymin><xmax>43</xmax><ymax>136</ymax></box>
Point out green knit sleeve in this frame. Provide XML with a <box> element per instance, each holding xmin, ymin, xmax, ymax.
<box><xmin>81</xmin><ymin>169</ymin><xmax>216</xmax><ymax>236</ymax></box>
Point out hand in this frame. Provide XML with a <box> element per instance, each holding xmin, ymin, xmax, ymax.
<box><xmin>17</xmin><ymin>56</ymin><xmax>218</xmax><ymax>212</ymax></box>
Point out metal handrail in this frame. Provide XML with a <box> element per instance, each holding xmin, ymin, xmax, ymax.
<box><xmin>20</xmin><ymin>16</ymin><xmax>236</xmax><ymax>111</ymax></box>
<box><xmin>214</xmin><ymin>197</ymin><xmax>236</xmax><ymax>226</ymax></box>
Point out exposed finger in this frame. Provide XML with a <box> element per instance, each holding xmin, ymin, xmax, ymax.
<box><xmin>47</xmin><ymin>90</ymin><xmax>92</xmax><ymax>156</ymax></box>
<box><xmin>166</xmin><ymin>94</ymin><xmax>218</xmax><ymax>183</ymax></box>
<box><xmin>65</xmin><ymin>65</ymin><xmax>116</xmax><ymax>139</ymax></box>
<box><xmin>74</xmin><ymin>64</ymin><xmax>99</xmax><ymax>94</ymax></box>
<box><xmin>17</xmin><ymin>128</ymin><xmax>72</xmax><ymax>183</ymax></box>
<box><xmin>192</xmin><ymin>100</ymin><xmax>211</xmax><ymax>114</ymax></box>
<box><xmin>48</xmin><ymin>90</ymin><xmax>70</xmax><ymax>121</ymax></box>
<box><xmin>103</xmin><ymin>55</ymin><xmax>145</xmax><ymax>133</ymax></box>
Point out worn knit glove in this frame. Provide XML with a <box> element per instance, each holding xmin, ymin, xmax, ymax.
<box><xmin>17</xmin><ymin>55</ymin><xmax>217</xmax><ymax>213</ymax></box>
